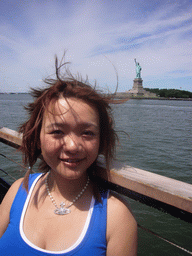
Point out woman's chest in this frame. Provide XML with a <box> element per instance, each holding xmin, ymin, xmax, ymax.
<box><xmin>23</xmin><ymin>201</ymin><xmax>89</xmax><ymax>251</ymax></box>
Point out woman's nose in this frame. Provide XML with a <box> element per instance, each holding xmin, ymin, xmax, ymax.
<box><xmin>63</xmin><ymin>135</ymin><xmax>81</xmax><ymax>153</ymax></box>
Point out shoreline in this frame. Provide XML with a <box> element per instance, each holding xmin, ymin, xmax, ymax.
<box><xmin>113</xmin><ymin>92</ymin><xmax>192</xmax><ymax>101</ymax></box>
<box><xmin>1</xmin><ymin>92</ymin><xmax>192</xmax><ymax>101</ymax></box>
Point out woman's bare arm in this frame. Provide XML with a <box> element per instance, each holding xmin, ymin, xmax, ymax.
<box><xmin>107</xmin><ymin>193</ymin><xmax>137</xmax><ymax>256</ymax></box>
<box><xmin>0</xmin><ymin>178</ymin><xmax>23</xmax><ymax>238</ymax></box>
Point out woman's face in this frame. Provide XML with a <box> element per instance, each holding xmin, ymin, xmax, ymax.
<box><xmin>40</xmin><ymin>97</ymin><xmax>100</xmax><ymax>180</ymax></box>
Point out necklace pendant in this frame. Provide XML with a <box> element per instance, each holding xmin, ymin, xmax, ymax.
<box><xmin>46</xmin><ymin>172</ymin><xmax>90</xmax><ymax>216</ymax></box>
<box><xmin>54</xmin><ymin>202</ymin><xmax>71</xmax><ymax>215</ymax></box>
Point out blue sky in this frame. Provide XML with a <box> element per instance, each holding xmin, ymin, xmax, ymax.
<box><xmin>0</xmin><ymin>0</ymin><xmax>192</xmax><ymax>93</ymax></box>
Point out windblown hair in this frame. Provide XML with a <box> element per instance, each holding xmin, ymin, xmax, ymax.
<box><xmin>19</xmin><ymin>56</ymin><xmax>121</xmax><ymax>192</ymax></box>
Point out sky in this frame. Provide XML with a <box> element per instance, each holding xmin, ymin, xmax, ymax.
<box><xmin>0</xmin><ymin>0</ymin><xmax>192</xmax><ymax>93</ymax></box>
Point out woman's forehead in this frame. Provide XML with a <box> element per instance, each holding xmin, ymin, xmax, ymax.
<box><xmin>43</xmin><ymin>97</ymin><xmax>99</xmax><ymax>123</ymax></box>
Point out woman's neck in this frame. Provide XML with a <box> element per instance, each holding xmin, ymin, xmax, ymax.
<box><xmin>46</xmin><ymin>171</ymin><xmax>90</xmax><ymax>202</ymax></box>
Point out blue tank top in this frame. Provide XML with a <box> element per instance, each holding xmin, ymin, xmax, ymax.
<box><xmin>0</xmin><ymin>173</ymin><xmax>107</xmax><ymax>255</ymax></box>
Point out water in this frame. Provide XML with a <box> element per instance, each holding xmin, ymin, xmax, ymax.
<box><xmin>0</xmin><ymin>94</ymin><xmax>192</xmax><ymax>255</ymax></box>
<box><xmin>113</xmin><ymin>99</ymin><xmax>192</xmax><ymax>184</ymax></box>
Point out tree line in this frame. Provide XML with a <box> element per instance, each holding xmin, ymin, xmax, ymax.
<box><xmin>145</xmin><ymin>88</ymin><xmax>192</xmax><ymax>98</ymax></box>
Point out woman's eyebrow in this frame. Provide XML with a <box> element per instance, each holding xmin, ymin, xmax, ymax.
<box><xmin>45</xmin><ymin>122</ymin><xmax>64</xmax><ymax>129</ymax></box>
<box><xmin>79</xmin><ymin>122</ymin><xmax>99</xmax><ymax>128</ymax></box>
<box><xmin>46</xmin><ymin>122</ymin><xmax>99</xmax><ymax>129</ymax></box>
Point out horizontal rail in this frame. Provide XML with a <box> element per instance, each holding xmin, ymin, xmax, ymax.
<box><xmin>0</xmin><ymin>127</ymin><xmax>22</xmax><ymax>149</ymax></box>
<box><xmin>0</xmin><ymin>127</ymin><xmax>192</xmax><ymax>222</ymax></box>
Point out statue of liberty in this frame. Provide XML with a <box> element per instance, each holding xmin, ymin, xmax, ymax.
<box><xmin>134</xmin><ymin>58</ymin><xmax>142</xmax><ymax>79</ymax></box>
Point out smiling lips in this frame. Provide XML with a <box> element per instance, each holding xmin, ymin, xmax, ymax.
<box><xmin>60</xmin><ymin>158</ymin><xmax>85</xmax><ymax>164</ymax></box>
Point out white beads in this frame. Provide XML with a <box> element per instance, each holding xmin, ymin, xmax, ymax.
<box><xmin>45</xmin><ymin>171</ymin><xmax>90</xmax><ymax>214</ymax></box>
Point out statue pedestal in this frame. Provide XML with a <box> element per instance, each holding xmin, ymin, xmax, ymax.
<box><xmin>128</xmin><ymin>78</ymin><xmax>144</xmax><ymax>96</ymax></box>
<box><xmin>127</xmin><ymin>78</ymin><xmax>157</xmax><ymax>98</ymax></box>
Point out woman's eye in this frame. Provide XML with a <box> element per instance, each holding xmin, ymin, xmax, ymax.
<box><xmin>51</xmin><ymin>130</ymin><xmax>64</xmax><ymax>135</ymax></box>
<box><xmin>83</xmin><ymin>131</ymin><xmax>95</xmax><ymax>136</ymax></box>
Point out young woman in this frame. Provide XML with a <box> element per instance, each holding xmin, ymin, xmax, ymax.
<box><xmin>0</xmin><ymin>58</ymin><xmax>137</xmax><ymax>255</ymax></box>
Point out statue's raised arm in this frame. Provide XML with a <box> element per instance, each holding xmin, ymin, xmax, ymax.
<box><xmin>134</xmin><ymin>58</ymin><xmax>142</xmax><ymax>79</ymax></box>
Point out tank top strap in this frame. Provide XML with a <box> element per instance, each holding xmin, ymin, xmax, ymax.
<box><xmin>9</xmin><ymin>173</ymin><xmax>43</xmax><ymax>225</ymax></box>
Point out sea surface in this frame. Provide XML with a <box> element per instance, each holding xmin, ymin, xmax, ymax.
<box><xmin>0</xmin><ymin>93</ymin><xmax>191</xmax><ymax>255</ymax></box>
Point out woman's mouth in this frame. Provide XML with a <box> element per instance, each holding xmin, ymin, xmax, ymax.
<box><xmin>63</xmin><ymin>159</ymin><xmax>82</xmax><ymax>163</ymax></box>
<box><xmin>59</xmin><ymin>158</ymin><xmax>85</xmax><ymax>167</ymax></box>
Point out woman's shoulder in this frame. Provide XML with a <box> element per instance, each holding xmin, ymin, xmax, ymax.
<box><xmin>1</xmin><ymin>177</ymin><xmax>24</xmax><ymax>206</ymax></box>
<box><xmin>106</xmin><ymin>191</ymin><xmax>137</xmax><ymax>255</ymax></box>
<box><xmin>107</xmin><ymin>190</ymin><xmax>136</xmax><ymax>222</ymax></box>
<box><xmin>0</xmin><ymin>177</ymin><xmax>24</xmax><ymax>238</ymax></box>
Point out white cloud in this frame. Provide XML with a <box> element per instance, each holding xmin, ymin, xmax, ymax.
<box><xmin>0</xmin><ymin>0</ymin><xmax>191</xmax><ymax>92</ymax></box>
